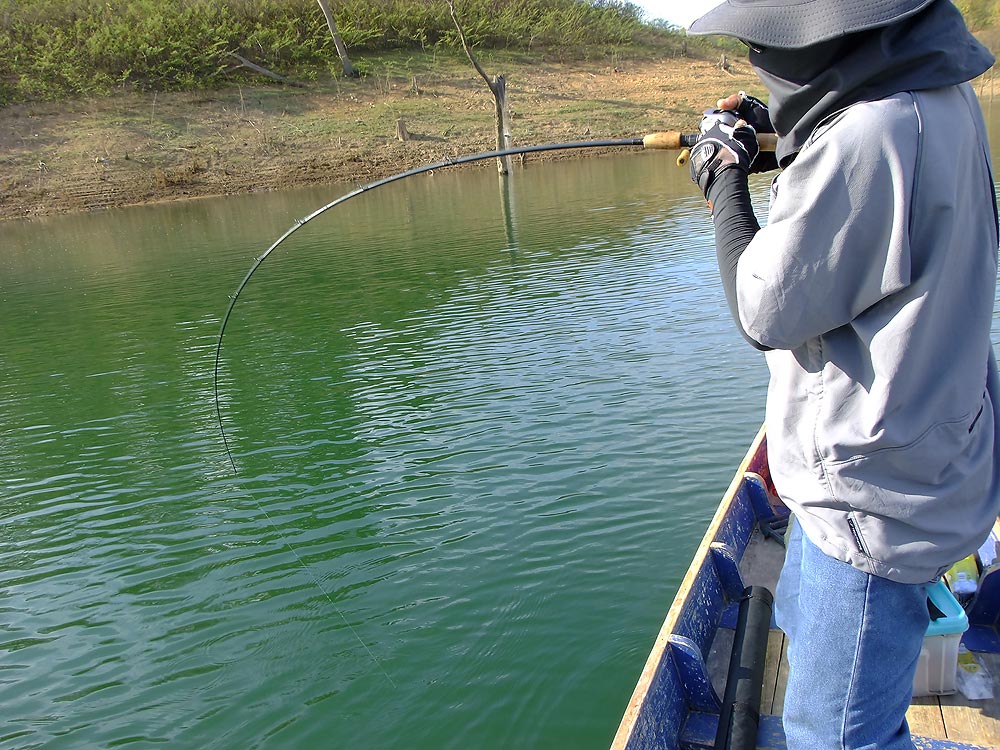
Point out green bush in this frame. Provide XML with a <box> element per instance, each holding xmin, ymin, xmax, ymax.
<box><xmin>0</xmin><ymin>0</ymin><xmax>676</xmax><ymax>103</ymax></box>
<box><xmin>956</xmin><ymin>0</ymin><xmax>999</xmax><ymax>30</ymax></box>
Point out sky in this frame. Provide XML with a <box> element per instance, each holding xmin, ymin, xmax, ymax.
<box><xmin>631</xmin><ymin>0</ymin><xmax>722</xmax><ymax>28</ymax></box>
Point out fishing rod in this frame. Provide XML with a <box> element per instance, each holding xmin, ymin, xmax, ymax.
<box><xmin>212</xmin><ymin>128</ymin><xmax>777</xmax><ymax>472</ymax></box>
<box><xmin>209</xmin><ymin>129</ymin><xmax>777</xmax><ymax>686</ymax></box>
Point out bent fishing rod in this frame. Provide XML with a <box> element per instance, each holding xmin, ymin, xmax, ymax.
<box><xmin>209</xmin><ymin>127</ymin><xmax>777</xmax><ymax>686</ymax></box>
<box><xmin>212</xmin><ymin>128</ymin><xmax>778</xmax><ymax>473</ymax></box>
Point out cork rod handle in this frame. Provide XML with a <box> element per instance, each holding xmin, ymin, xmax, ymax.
<box><xmin>642</xmin><ymin>132</ymin><xmax>778</xmax><ymax>152</ymax></box>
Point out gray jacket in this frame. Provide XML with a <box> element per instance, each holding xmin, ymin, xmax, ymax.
<box><xmin>737</xmin><ymin>84</ymin><xmax>1000</xmax><ymax>583</ymax></box>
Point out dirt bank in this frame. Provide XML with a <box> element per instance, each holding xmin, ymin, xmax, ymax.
<box><xmin>0</xmin><ymin>54</ymin><xmax>760</xmax><ymax>222</ymax></box>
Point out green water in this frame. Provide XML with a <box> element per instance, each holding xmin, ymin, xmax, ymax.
<box><xmin>3</xmin><ymin>152</ymin><xmax>781</xmax><ymax>749</ymax></box>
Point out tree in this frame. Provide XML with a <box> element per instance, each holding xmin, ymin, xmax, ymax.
<box><xmin>316</xmin><ymin>0</ymin><xmax>359</xmax><ymax>78</ymax></box>
<box><xmin>446</xmin><ymin>0</ymin><xmax>514</xmax><ymax>175</ymax></box>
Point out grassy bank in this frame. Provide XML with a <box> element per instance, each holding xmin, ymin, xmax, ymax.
<box><xmin>0</xmin><ymin>0</ymin><xmax>700</xmax><ymax>104</ymax></box>
<box><xmin>6</xmin><ymin>2</ymin><xmax>996</xmax><ymax>222</ymax></box>
<box><xmin>0</xmin><ymin>49</ymin><xmax>765</xmax><ymax>221</ymax></box>
<box><xmin>0</xmin><ymin>1</ymin><xmax>742</xmax><ymax>222</ymax></box>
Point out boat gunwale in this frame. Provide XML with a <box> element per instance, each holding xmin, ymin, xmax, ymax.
<box><xmin>610</xmin><ymin>425</ymin><xmax>767</xmax><ymax>750</ymax></box>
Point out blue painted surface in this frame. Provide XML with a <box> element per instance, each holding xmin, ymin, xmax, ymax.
<box><xmin>719</xmin><ymin>601</ymin><xmax>743</xmax><ymax>631</ymax></box>
<box><xmin>677</xmin><ymin>711</ymin><xmax>716</xmax><ymax>749</ymax></box>
<box><xmin>667</xmin><ymin>636</ymin><xmax>722</xmax><ymax>714</ymax></box>
<box><xmin>744</xmin><ymin>474</ymin><xmax>782</xmax><ymax>522</ymax></box>
<box><xmin>672</xmin><ymin>556</ymin><xmax>728</xmax><ymax>660</ymax></box>
<box><xmin>963</xmin><ymin>624</ymin><xmax>1000</xmax><ymax>652</ymax></box>
<box><xmin>711</xmin><ymin>543</ymin><xmax>747</xmax><ymax>601</ymax></box>
<box><xmin>715</xmin><ymin>483</ymin><xmax>757</xmax><ymax>557</ymax></box>
<box><xmin>621</xmin><ymin>467</ymin><xmax>1000</xmax><ymax>750</ymax></box>
<box><xmin>964</xmin><ymin>564</ymin><xmax>1000</xmax><ymax>653</ymax></box>
<box><xmin>625</xmin><ymin>469</ymin><xmax>784</xmax><ymax>749</ymax></box>
<box><xmin>678</xmin><ymin>712</ymin><xmax>785</xmax><ymax>750</ymax></box>
<box><xmin>630</xmin><ymin>642</ymin><xmax>688</xmax><ymax>749</ymax></box>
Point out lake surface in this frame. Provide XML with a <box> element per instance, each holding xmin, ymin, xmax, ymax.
<box><xmin>2</xmin><ymin>123</ymin><xmax>998</xmax><ymax>749</ymax></box>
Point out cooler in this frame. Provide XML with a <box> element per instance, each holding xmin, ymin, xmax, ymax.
<box><xmin>912</xmin><ymin>579</ymin><xmax>969</xmax><ymax>697</ymax></box>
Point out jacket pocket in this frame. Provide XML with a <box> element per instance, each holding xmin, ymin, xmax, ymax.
<box><xmin>846</xmin><ymin>513</ymin><xmax>873</xmax><ymax>561</ymax></box>
<box><xmin>826</xmin><ymin>411</ymin><xmax>978</xmax><ymax>489</ymax></box>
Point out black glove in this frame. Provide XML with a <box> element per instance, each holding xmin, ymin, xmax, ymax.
<box><xmin>689</xmin><ymin>110</ymin><xmax>758</xmax><ymax>198</ymax></box>
<box><xmin>732</xmin><ymin>91</ymin><xmax>773</xmax><ymax>133</ymax></box>
<box><xmin>733</xmin><ymin>91</ymin><xmax>778</xmax><ymax>173</ymax></box>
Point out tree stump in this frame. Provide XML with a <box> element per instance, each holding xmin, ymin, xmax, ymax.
<box><xmin>395</xmin><ymin>119</ymin><xmax>410</xmax><ymax>142</ymax></box>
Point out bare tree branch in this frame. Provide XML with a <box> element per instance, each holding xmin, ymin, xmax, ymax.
<box><xmin>227</xmin><ymin>53</ymin><xmax>307</xmax><ymax>87</ymax></box>
<box><xmin>446</xmin><ymin>0</ymin><xmax>513</xmax><ymax>174</ymax></box>
<box><xmin>447</xmin><ymin>0</ymin><xmax>493</xmax><ymax>92</ymax></box>
<box><xmin>317</xmin><ymin>0</ymin><xmax>359</xmax><ymax>78</ymax></box>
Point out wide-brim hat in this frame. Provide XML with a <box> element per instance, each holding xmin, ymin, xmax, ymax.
<box><xmin>687</xmin><ymin>0</ymin><xmax>939</xmax><ymax>49</ymax></box>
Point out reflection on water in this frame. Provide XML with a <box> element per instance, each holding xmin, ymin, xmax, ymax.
<box><xmin>6</xmin><ymin>124</ymin><xmax>980</xmax><ymax>749</ymax></box>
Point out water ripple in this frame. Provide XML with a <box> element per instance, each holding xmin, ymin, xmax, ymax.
<box><xmin>0</xmin><ymin>153</ymin><xmax>781</xmax><ymax>749</ymax></box>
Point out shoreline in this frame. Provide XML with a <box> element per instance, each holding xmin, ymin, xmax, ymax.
<box><xmin>1</xmin><ymin>56</ymin><xmax>760</xmax><ymax>222</ymax></box>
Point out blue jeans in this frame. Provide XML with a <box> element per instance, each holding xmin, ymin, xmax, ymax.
<box><xmin>775</xmin><ymin>522</ymin><xmax>930</xmax><ymax>750</ymax></box>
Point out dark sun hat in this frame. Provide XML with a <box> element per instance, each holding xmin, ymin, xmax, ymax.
<box><xmin>687</xmin><ymin>0</ymin><xmax>939</xmax><ymax>49</ymax></box>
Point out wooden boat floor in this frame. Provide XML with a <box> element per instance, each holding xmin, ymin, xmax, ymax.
<box><xmin>709</xmin><ymin>529</ymin><xmax>1000</xmax><ymax>749</ymax></box>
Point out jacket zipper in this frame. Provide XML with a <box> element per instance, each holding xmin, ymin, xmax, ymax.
<box><xmin>970</xmin><ymin>399</ymin><xmax>985</xmax><ymax>433</ymax></box>
<box><xmin>846</xmin><ymin>516</ymin><xmax>872</xmax><ymax>560</ymax></box>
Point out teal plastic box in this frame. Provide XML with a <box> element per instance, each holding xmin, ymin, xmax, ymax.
<box><xmin>912</xmin><ymin>579</ymin><xmax>969</xmax><ymax>697</ymax></box>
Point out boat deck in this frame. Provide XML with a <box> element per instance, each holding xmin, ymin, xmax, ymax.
<box><xmin>908</xmin><ymin>671</ymin><xmax>1000</xmax><ymax>749</ymax></box>
<box><xmin>723</xmin><ymin>529</ymin><xmax>1000</xmax><ymax>749</ymax></box>
<box><xmin>756</xmin><ymin>628</ymin><xmax>1000</xmax><ymax>748</ymax></box>
<box><xmin>756</xmin><ymin>630</ymin><xmax>1000</xmax><ymax>748</ymax></box>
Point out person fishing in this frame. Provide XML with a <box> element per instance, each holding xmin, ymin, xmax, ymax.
<box><xmin>684</xmin><ymin>1</ymin><xmax>1000</xmax><ymax>748</ymax></box>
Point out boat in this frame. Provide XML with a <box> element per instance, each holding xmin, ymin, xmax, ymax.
<box><xmin>611</xmin><ymin>426</ymin><xmax>1000</xmax><ymax>750</ymax></box>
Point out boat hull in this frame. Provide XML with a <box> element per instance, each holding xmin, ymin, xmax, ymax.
<box><xmin>611</xmin><ymin>427</ymin><xmax>1000</xmax><ymax>750</ymax></box>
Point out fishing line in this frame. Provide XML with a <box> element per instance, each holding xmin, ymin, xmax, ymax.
<box><xmin>253</xmin><ymin>497</ymin><xmax>399</xmax><ymax>688</ymax></box>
